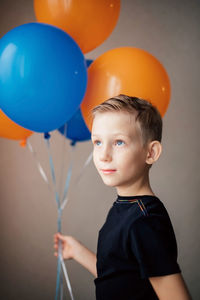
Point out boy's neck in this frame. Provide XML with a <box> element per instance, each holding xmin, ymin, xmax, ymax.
<box><xmin>116</xmin><ymin>173</ymin><xmax>154</xmax><ymax>197</ymax></box>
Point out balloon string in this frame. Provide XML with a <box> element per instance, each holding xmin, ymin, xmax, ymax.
<box><xmin>61</xmin><ymin>145</ymin><xmax>75</xmax><ymax>210</ymax></box>
<box><xmin>58</xmin><ymin>123</ymin><xmax>68</xmax><ymax>201</ymax></box>
<box><xmin>61</xmin><ymin>149</ymin><xmax>92</xmax><ymax>210</ymax></box>
<box><xmin>56</xmin><ymin>209</ymin><xmax>64</xmax><ymax>300</ymax></box>
<box><xmin>58</xmin><ymin>208</ymin><xmax>63</xmax><ymax>300</ymax></box>
<box><xmin>59</xmin><ymin>254</ymin><xmax>75</xmax><ymax>300</ymax></box>
<box><xmin>74</xmin><ymin>151</ymin><xmax>93</xmax><ymax>185</ymax></box>
<box><xmin>60</xmin><ymin>273</ymin><xmax>64</xmax><ymax>300</ymax></box>
<box><xmin>55</xmin><ymin>250</ymin><xmax>62</xmax><ymax>300</ymax></box>
<box><xmin>44</xmin><ymin>137</ymin><xmax>60</xmax><ymax>209</ymax></box>
<box><xmin>27</xmin><ymin>140</ymin><xmax>52</xmax><ymax>192</ymax></box>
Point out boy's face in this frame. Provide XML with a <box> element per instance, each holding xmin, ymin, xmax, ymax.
<box><xmin>91</xmin><ymin>111</ymin><xmax>150</xmax><ymax>195</ymax></box>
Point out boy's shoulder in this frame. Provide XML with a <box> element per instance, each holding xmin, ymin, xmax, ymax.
<box><xmin>136</xmin><ymin>195</ymin><xmax>167</xmax><ymax>217</ymax></box>
<box><xmin>125</xmin><ymin>196</ymin><xmax>176</xmax><ymax>239</ymax></box>
<box><xmin>112</xmin><ymin>195</ymin><xmax>172</xmax><ymax>231</ymax></box>
<box><xmin>114</xmin><ymin>195</ymin><xmax>165</xmax><ymax>215</ymax></box>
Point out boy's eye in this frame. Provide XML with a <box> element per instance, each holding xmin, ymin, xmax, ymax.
<box><xmin>93</xmin><ymin>140</ymin><xmax>101</xmax><ymax>146</ymax></box>
<box><xmin>115</xmin><ymin>140</ymin><xmax>125</xmax><ymax>146</ymax></box>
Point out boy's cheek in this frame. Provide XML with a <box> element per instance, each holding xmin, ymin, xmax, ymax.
<box><xmin>93</xmin><ymin>154</ymin><xmax>99</xmax><ymax>170</ymax></box>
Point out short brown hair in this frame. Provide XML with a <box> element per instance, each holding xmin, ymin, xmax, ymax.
<box><xmin>91</xmin><ymin>94</ymin><xmax>162</xmax><ymax>144</ymax></box>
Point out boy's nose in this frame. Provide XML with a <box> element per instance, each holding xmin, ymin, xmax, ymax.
<box><xmin>99</xmin><ymin>146</ymin><xmax>112</xmax><ymax>162</ymax></box>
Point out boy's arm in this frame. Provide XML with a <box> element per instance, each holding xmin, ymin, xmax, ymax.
<box><xmin>149</xmin><ymin>273</ymin><xmax>192</xmax><ymax>300</ymax></box>
<box><xmin>73</xmin><ymin>242</ymin><xmax>97</xmax><ymax>277</ymax></box>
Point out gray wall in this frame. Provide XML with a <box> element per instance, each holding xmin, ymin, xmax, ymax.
<box><xmin>0</xmin><ymin>0</ymin><xmax>199</xmax><ymax>299</ymax></box>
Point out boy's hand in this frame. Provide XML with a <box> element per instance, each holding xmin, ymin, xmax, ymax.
<box><xmin>53</xmin><ymin>232</ymin><xmax>97</xmax><ymax>277</ymax></box>
<box><xmin>54</xmin><ymin>233</ymin><xmax>80</xmax><ymax>260</ymax></box>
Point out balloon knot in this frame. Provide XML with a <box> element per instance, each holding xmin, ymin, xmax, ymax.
<box><xmin>20</xmin><ymin>139</ymin><xmax>27</xmax><ymax>147</ymax></box>
<box><xmin>44</xmin><ymin>132</ymin><xmax>51</xmax><ymax>139</ymax></box>
<box><xmin>70</xmin><ymin>140</ymin><xmax>77</xmax><ymax>147</ymax></box>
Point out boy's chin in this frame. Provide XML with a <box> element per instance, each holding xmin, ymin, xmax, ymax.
<box><xmin>101</xmin><ymin>178</ymin><xmax>118</xmax><ymax>187</ymax></box>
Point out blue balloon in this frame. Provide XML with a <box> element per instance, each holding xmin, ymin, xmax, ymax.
<box><xmin>0</xmin><ymin>23</ymin><xmax>87</xmax><ymax>132</ymax></box>
<box><xmin>58</xmin><ymin>108</ymin><xmax>91</xmax><ymax>144</ymax></box>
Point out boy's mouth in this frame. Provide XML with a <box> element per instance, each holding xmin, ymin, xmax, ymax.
<box><xmin>101</xmin><ymin>169</ymin><xmax>116</xmax><ymax>174</ymax></box>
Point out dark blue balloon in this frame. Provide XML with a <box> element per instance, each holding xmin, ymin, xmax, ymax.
<box><xmin>0</xmin><ymin>23</ymin><xmax>87</xmax><ymax>132</ymax></box>
<box><xmin>86</xmin><ymin>59</ymin><xmax>93</xmax><ymax>68</ymax></box>
<box><xmin>58</xmin><ymin>108</ymin><xmax>91</xmax><ymax>144</ymax></box>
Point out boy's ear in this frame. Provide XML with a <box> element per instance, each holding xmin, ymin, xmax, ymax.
<box><xmin>146</xmin><ymin>141</ymin><xmax>162</xmax><ymax>165</ymax></box>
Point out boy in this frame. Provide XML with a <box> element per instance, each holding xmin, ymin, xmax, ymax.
<box><xmin>54</xmin><ymin>95</ymin><xmax>191</xmax><ymax>299</ymax></box>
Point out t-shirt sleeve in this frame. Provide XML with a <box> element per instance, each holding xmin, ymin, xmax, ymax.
<box><xmin>129</xmin><ymin>215</ymin><xmax>181</xmax><ymax>279</ymax></box>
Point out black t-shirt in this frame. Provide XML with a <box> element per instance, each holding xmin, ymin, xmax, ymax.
<box><xmin>94</xmin><ymin>195</ymin><xmax>181</xmax><ymax>300</ymax></box>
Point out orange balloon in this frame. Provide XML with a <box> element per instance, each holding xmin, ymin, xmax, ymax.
<box><xmin>81</xmin><ymin>47</ymin><xmax>171</xmax><ymax>130</ymax></box>
<box><xmin>0</xmin><ymin>110</ymin><xmax>33</xmax><ymax>141</ymax></box>
<box><xmin>34</xmin><ymin>0</ymin><xmax>120</xmax><ymax>54</ymax></box>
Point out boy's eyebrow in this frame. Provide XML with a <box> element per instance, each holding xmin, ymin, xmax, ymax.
<box><xmin>92</xmin><ymin>133</ymin><xmax>130</xmax><ymax>137</ymax></box>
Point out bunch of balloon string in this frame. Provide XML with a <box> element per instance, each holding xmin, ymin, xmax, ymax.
<box><xmin>27</xmin><ymin>127</ymin><xmax>92</xmax><ymax>300</ymax></box>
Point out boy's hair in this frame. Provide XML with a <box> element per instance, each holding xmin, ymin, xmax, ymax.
<box><xmin>91</xmin><ymin>94</ymin><xmax>162</xmax><ymax>145</ymax></box>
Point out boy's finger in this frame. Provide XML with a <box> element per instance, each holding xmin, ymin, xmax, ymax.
<box><xmin>54</xmin><ymin>233</ymin><xmax>61</xmax><ymax>239</ymax></box>
<box><xmin>56</xmin><ymin>233</ymin><xmax>65</xmax><ymax>241</ymax></box>
<box><xmin>53</xmin><ymin>236</ymin><xmax>58</xmax><ymax>242</ymax></box>
<box><xmin>54</xmin><ymin>237</ymin><xmax>59</xmax><ymax>243</ymax></box>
